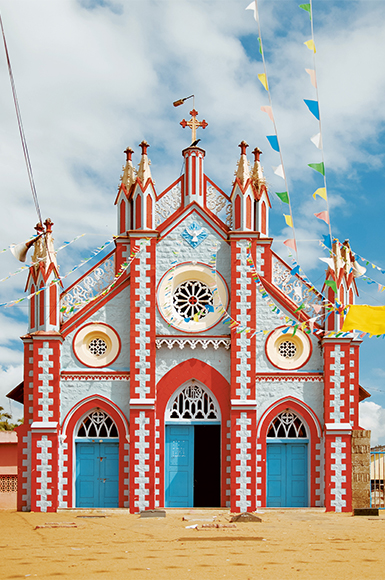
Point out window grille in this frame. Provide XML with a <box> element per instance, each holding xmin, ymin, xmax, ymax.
<box><xmin>0</xmin><ymin>476</ymin><xmax>17</xmax><ymax>493</ymax></box>
<box><xmin>278</xmin><ymin>340</ymin><xmax>297</xmax><ymax>359</ymax></box>
<box><xmin>167</xmin><ymin>383</ymin><xmax>220</xmax><ymax>421</ymax></box>
<box><xmin>173</xmin><ymin>280</ymin><xmax>213</xmax><ymax>320</ymax></box>
<box><xmin>88</xmin><ymin>338</ymin><xmax>108</xmax><ymax>356</ymax></box>
<box><xmin>77</xmin><ymin>410</ymin><xmax>118</xmax><ymax>438</ymax></box>
<box><xmin>267</xmin><ymin>410</ymin><xmax>307</xmax><ymax>438</ymax></box>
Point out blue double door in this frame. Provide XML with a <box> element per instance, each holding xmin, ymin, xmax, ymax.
<box><xmin>165</xmin><ymin>424</ymin><xmax>220</xmax><ymax>507</ymax></box>
<box><xmin>266</xmin><ymin>442</ymin><xmax>308</xmax><ymax>507</ymax></box>
<box><xmin>76</xmin><ymin>441</ymin><xmax>119</xmax><ymax>508</ymax></box>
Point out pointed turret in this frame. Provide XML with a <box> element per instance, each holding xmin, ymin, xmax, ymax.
<box><xmin>115</xmin><ymin>147</ymin><xmax>136</xmax><ymax>235</ymax></box>
<box><xmin>234</xmin><ymin>140</ymin><xmax>251</xmax><ymax>187</ymax></box>
<box><xmin>250</xmin><ymin>147</ymin><xmax>271</xmax><ymax>237</ymax></box>
<box><xmin>26</xmin><ymin>219</ymin><xmax>61</xmax><ymax>333</ymax></box>
<box><xmin>136</xmin><ymin>140</ymin><xmax>152</xmax><ymax>185</ymax></box>
<box><xmin>230</xmin><ymin>142</ymin><xmax>254</xmax><ymax>231</ymax></box>
<box><xmin>121</xmin><ymin>147</ymin><xmax>136</xmax><ymax>190</ymax></box>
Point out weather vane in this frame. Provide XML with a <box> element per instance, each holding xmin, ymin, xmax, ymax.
<box><xmin>173</xmin><ymin>95</ymin><xmax>208</xmax><ymax>146</ymax></box>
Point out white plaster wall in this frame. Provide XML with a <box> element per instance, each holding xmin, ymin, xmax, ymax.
<box><xmin>156</xmin><ymin>344</ymin><xmax>230</xmax><ymax>385</ymax></box>
<box><xmin>60</xmin><ymin>380</ymin><xmax>130</xmax><ymax>423</ymax></box>
<box><xmin>61</xmin><ymin>287</ymin><xmax>130</xmax><ymax>372</ymax></box>
<box><xmin>257</xmin><ymin>379</ymin><xmax>324</xmax><ymax>427</ymax></box>
<box><xmin>255</xmin><ymin>291</ymin><xmax>323</xmax><ymax>372</ymax></box>
<box><xmin>156</xmin><ymin>212</ymin><xmax>231</xmax><ymax>337</ymax></box>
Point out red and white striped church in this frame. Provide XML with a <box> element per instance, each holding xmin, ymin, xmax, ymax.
<box><xmin>11</xmin><ymin>110</ymin><xmax>369</xmax><ymax>513</ymax></box>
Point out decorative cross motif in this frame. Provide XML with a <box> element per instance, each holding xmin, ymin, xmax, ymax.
<box><xmin>180</xmin><ymin>109</ymin><xmax>208</xmax><ymax>144</ymax></box>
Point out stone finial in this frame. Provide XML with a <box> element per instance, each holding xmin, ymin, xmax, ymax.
<box><xmin>120</xmin><ymin>147</ymin><xmax>137</xmax><ymax>189</ymax></box>
<box><xmin>137</xmin><ymin>141</ymin><xmax>152</xmax><ymax>183</ymax></box>
<box><xmin>251</xmin><ymin>147</ymin><xmax>266</xmax><ymax>189</ymax></box>
<box><xmin>32</xmin><ymin>219</ymin><xmax>57</xmax><ymax>270</ymax></box>
<box><xmin>234</xmin><ymin>141</ymin><xmax>250</xmax><ymax>186</ymax></box>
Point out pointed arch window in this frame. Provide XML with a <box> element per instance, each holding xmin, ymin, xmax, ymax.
<box><xmin>77</xmin><ymin>409</ymin><xmax>118</xmax><ymax>438</ymax></box>
<box><xmin>166</xmin><ymin>382</ymin><xmax>220</xmax><ymax>422</ymax></box>
<box><xmin>267</xmin><ymin>410</ymin><xmax>307</xmax><ymax>438</ymax></box>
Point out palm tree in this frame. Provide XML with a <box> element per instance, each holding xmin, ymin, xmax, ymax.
<box><xmin>0</xmin><ymin>407</ymin><xmax>17</xmax><ymax>431</ymax></box>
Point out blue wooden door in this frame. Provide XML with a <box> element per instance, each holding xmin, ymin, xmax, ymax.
<box><xmin>76</xmin><ymin>442</ymin><xmax>119</xmax><ymax>508</ymax></box>
<box><xmin>266</xmin><ymin>443</ymin><xmax>308</xmax><ymax>507</ymax></box>
<box><xmin>165</xmin><ymin>425</ymin><xmax>194</xmax><ymax>507</ymax></box>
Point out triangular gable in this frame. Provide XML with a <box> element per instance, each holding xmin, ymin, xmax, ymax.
<box><xmin>158</xmin><ymin>201</ymin><xmax>229</xmax><ymax>242</ymax></box>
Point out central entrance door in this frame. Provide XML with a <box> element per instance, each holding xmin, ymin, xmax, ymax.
<box><xmin>75</xmin><ymin>409</ymin><xmax>119</xmax><ymax>508</ymax></box>
<box><xmin>164</xmin><ymin>381</ymin><xmax>221</xmax><ymax>508</ymax></box>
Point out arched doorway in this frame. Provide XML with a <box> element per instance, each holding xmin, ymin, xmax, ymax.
<box><xmin>165</xmin><ymin>380</ymin><xmax>221</xmax><ymax>508</ymax></box>
<box><xmin>75</xmin><ymin>409</ymin><xmax>119</xmax><ymax>508</ymax></box>
<box><xmin>266</xmin><ymin>409</ymin><xmax>309</xmax><ymax>507</ymax></box>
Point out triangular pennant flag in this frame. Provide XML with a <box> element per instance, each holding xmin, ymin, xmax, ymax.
<box><xmin>299</xmin><ymin>3</ymin><xmax>311</xmax><ymax>19</ymax></box>
<box><xmin>291</xmin><ymin>265</ymin><xmax>301</xmax><ymax>276</ymax></box>
<box><xmin>245</xmin><ymin>1</ymin><xmax>258</xmax><ymax>21</ymax></box>
<box><xmin>258</xmin><ymin>73</ymin><xmax>268</xmax><ymax>91</ymax></box>
<box><xmin>325</xmin><ymin>279</ymin><xmax>338</xmax><ymax>294</ymax></box>
<box><xmin>305</xmin><ymin>68</ymin><xmax>317</xmax><ymax>88</ymax></box>
<box><xmin>266</xmin><ymin>135</ymin><xmax>280</xmax><ymax>152</ymax></box>
<box><xmin>319</xmin><ymin>257</ymin><xmax>334</xmax><ymax>268</ymax></box>
<box><xmin>193</xmin><ymin>313</ymin><xmax>199</xmax><ymax>322</ymax></box>
<box><xmin>321</xmin><ymin>233</ymin><xmax>332</xmax><ymax>250</ymax></box>
<box><xmin>313</xmin><ymin>187</ymin><xmax>327</xmax><ymax>200</ymax></box>
<box><xmin>273</xmin><ymin>164</ymin><xmax>285</xmax><ymax>179</ymax></box>
<box><xmin>283</xmin><ymin>239</ymin><xmax>297</xmax><ymax>252</ymax></box>
<box><xmin>310</xmin><ymin>132</ymin><xmax>322</xmax><ymax>149</ymax></box>
<box><xmin>261</xmin><ymin>105</ymin><xmax>274</xmax><ymax>122</ymax></box>
<box><xmin>275</xmin><ymin>191</ymin><xmax>289</xmax><ymax>204</ymax></box>
<box><xmin>308</xmin><ymin>162</ymin><xmax>325</xmax><ymax>175</ymax></box>
<box><xmin>314</xmin><ymin>211</ymin><xmax>330</xmax><ymax>224</ymax></box>
<box><xmin>304</xmin><ymin>39</ymin><xmax>316</xmax><ymax>53</ymax></box>
<box><xmin>313</xmin><ymin>304</ymin><xmax>322</xmax><ymax>314</ymax></box>
<box><xmin>258</xmin><ymin>37</ymin><xmax>262</xmax><ymax>55</ymax></box>
<box><xmin>284</xmin><ymin>215</ymin><xmax>293</xmax><ymax>228</ymax></box>
<box><xmin>304</xmin><ymin>99</ymin><xmax>320</xmax><ymax>121</ymax></box>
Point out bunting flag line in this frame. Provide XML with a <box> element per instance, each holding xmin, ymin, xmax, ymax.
<box><xmin>299</xmin><ymin>3</ymin><xmax>311</xmax><ymax>19</ymax></box>
<box><xmin>342</xmin><ymin>305</ymin><xmax>385</xmax><ymax>336</ymax></box>
<box><xmin>284</xmin><ymin>215</ymin><xmax>293</xmax><ymax>228</ymax></box>
<box><xmin>324</xmin><ymin>279</ymin><xmax>337</xmax><ymax>294</ymax></box>
<box><xmin>273</xmin><ymin>164</ymin><xmax>285</xmax><ymax>179</ymax></box>
<box><xmin>284</xmin><ymin>239</ymin><xmax>297</xmax><ymax>252</ymax></box>
<box><xmin>245</xmin><ymin>0</ymin><xmax>258</xmax><ymax>21</ymax></box>
<box><xmin>275</xmin><ymin>191</ymin><xmax>289</xmax><ymax>204</ymax></box>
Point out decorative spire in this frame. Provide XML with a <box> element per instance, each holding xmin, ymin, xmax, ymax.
<box><xmin>234</xmin><ymin>140</ymin><xmax>251</xmax><ymax>186</ymax></box>
<box><xmin>31</xmin><ymin>218</ymin><xmax>57</xmax><ymax>270</ymax></box>
<box><xmin>180</xmin><ymin>109</ymin><xmax>208</xmax><ymax>145</ymax></box>
<box><xmin>137</xmin><ymin>140</ymin><xmax>152</xmax><ymax>183</ymax></box>
<box><xmin>251</xmin><ymin>147</ymin><xmax>266</xmax><ymax>189</ymax></box>
<box><xmin>120</xmin><ymin>146</ymin><xmax>136</xmax><ymax>189</ymax></box>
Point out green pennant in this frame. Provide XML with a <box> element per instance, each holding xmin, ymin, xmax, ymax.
<box><xmin>258</xmin><ymin>37</ymin><xmax>262</xmax><ymax>55</ymax></box>
<box><xmin>299</xmin><ymin>3</ymin><xmax>311</xmax><ymax>19</ymax></box>
<box><xmin>275</xmin><ymin>191</ymin><xmax>290</xmax><ymax>204</ymax></box>
<box><xmin>308</xmin><ymin>162</ymin><xmax>325</xmax><ymax>176</ymax></box>
<box><xmin>292</xmin><ymin>324</ymin><xmax>299</xmax><ymax>336</ymax></box>
<box><xmin>325</xmin><ymin>279</ymin><xmax>338</xmax><ymax>294</ymax></box>
<box><xmin>294</xmin><ymin>304</ymin><xmax>305</xmax><ymax>313</ymax></box>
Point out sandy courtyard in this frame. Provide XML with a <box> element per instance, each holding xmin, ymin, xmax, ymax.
<box><xmin>2</xmin><ymin>508</ymin><xmax>385</xmax><ymax>580</ymax></box>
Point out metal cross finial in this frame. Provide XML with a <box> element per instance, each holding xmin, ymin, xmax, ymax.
<box><xmin>180</xmin><ymin>109</ymin><xmax>208</xmax><ymax>144</ymax></box>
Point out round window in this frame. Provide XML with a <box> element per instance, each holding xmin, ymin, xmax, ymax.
<box><xmin>157</xmin><ymin>262</ymin><xmax>228</xmax><ymax>333</ymax></box>
<box><xmin>265</xmin><ymin>327</ymin><xmax>312</xmax><ymax>370</ymax></box>
<box><xmin>73</xmin><ymin>323</ymin><xmax>121</xmax><ymax>368</ymax></box>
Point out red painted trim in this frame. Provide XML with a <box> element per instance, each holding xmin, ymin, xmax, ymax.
<box><xmin>61</xmin><ymin>395</ymin><xmax>129</xmax><ymax>509</ymax></box>
<box><xmin>235</xmin><ymin>195</ymin><xmax>241</xmax><ymax>230</ymax></box>
<box><xmin>146</xmin><ymin>194</ymin><xmax>152</xmax><ymax>229</ymax></box>
<box><xmin>204</xmin><ymin>176</ymin><xmax>231</xmax><ymax>202</ymax></box>
<box><xmin>50</xmin><ymin>283</ymin><xmax>57</xmax><ymax>326</ymax></box>
<box><xmin>30</xmin><ymin>284</ymin><xmax>35</xmax><ymax>330</ymax></box>
<box><xmin>157</xmin><ymin>201</ymin><xmax>229</xmax><ymax>238</ymax></box>
<box><xmin>257</xmin><ymin>397</ymin><xmax>322</xmax><ymax>507</ymax></box>
<box><xmin>246</xmin><ymin>195</ymin><xmax>252</xmax><ymax>230</ymax></box>
<box><xmin>39</xmin><ymin>281</ymin><xmax>45</xmax><ymax>327</ymax></box>
<box><xmin>192</xmin><ymin>154</ymin><xmax>196</xmax><ymax>196</ymax></box>
<box><xmin>264</xmin><ymin>325</ymin><xmax>313</xmax><ymax>371</ymax></box>
<box><xmin>61</xmin><ymin>250</ymin><xmax>115</xmax><ymax>298</ymax></box>
<box><xmin>72</xmin><ymin>322</ymin><xmax>122</xmax><ymax>369</ymax></box>
<box><xmin>120</xmin><ymin>198</ymin><xmax>126</xmax><ymax>234</ymax></box>
<box><xmin>156</xmin><ymin>176</ymin><xmax>183</xmax><ymax>202</ymax></box>
<box><xmin>156</xmin><ymin>359</ymin><xmax>230</xmax><ymax>508</ymax></box>
<box><xmin>261</xmin><ymin>201</ymin><xmax>266</xmax><ymax>234</ymax></box>
<box><xmin>135</xmin><ymin>193</ymin><xmax>142</xmax><ymax>229</ymax></box>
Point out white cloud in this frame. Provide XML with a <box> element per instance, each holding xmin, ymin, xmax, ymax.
<box><xmin>359</xmin><ymin>401</ymin><xmax>385</xmax><ymax>446</ymax></box>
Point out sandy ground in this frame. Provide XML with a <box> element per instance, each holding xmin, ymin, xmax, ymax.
<box><xmin>2</xmin><ymin>508</ymin><xmax>385</xmax><ymax>580</ymax></box>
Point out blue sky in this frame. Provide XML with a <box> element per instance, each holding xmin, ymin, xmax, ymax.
<box><xmin>0</xmin><ymin>0</ymin><xmax>385</xmax><ymax>441</ymax></box>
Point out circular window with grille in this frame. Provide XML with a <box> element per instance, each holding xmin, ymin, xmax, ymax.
<box><xmin>73</xmin><ymin>323</ymin><xmax>121</xmax><ymax>368</ymax></box>
<box><xmin>265</xmin><ymin>326</ymin><xmax>312</xmax><ymax>370</ymax></box>
<box><xmin>157</xmin><ymin>262</ymin><xmax>228</xmax><ymax>333</ymax></box>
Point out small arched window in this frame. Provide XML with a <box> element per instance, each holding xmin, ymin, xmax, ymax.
<box><xmin>166</xmin><ymin>382</ymin><xmax>220</xmax><ymax>422</ymax></box>
<box><xmin>267</xmin><ymin>410</ymin><xmax>307</xmax><ymax>438</ymax></box>
<box><xmin>77</xmin><ymin>410</ymin><xmax>118</xmax><ymax>438</ymax></box>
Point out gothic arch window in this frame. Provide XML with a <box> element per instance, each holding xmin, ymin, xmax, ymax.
<box><xmin>77</xmin><ymin>409</ymin><xmax>119</xmax><ymax>438</ymax></box>
<box><xmin>267</xmin><ymin>410</ymin><xmax>307</xmax><ymax>438</ymax></box>
<box><xmin>166</xmin><ymin>381</ymin><xmax>220</xmax><ymax>422</ymax></box>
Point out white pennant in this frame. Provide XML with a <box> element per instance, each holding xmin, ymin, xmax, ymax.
<box><xmin>273</xmin><ymin>164</ymin><xmax>285</xmax><ymax>179</ymax></box>
<box><xmin>311</xmin><ymin>132</ymin><xmax>322</xmax><ymax>149</ymax></box>
<box><xmin>245</xmin><ymin>1</ymin><xmax>258</xmax><ymax>21</ymax></box>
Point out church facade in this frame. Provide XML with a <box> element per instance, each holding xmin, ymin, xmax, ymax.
<box><xmin>12</xmin><ymin>111</ymin><xmax>369</xmax><ymax>513</ymax></box>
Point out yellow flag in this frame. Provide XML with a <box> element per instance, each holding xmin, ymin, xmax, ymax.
<box><xmin>284</xmin><ymin>214</ymin><xmax>293</xmax><ymax>228</ymax></box>
<box><xmin>312</xmin><ymin>187</ymin><xmax>327</xmax><ymax>201</ymax></box>
<box><xmin>304</xmin><ymin>39</ymin><xmax>316</xmax><ymax>53</ymax></box>
<box><xmin>258</xmin><ymin>73</ymin><xmax>268</xmax><ymax>91</ymax></box>
<box><xmin>193</xmin><ymin>313</ymin><xmax>199</xmax><ymax>322</ymax></box>
<box><xmin>342</xmin><ymin>305</ymin><xmax>385</xmax><ymax>335</ymax></box>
